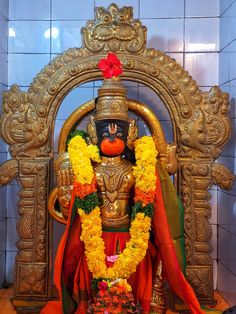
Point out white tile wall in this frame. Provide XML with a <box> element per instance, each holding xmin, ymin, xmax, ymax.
<box><xmin>9</xmin><ymin>0</ymin><xmax>50</xmax><ymax>20</ymax></box>
<box><xmin>8</xmin><ymin>21</ymin><xmax>50</xmax><ymax>53</ymax></box>
<box><xmin>3</xmin><ymin>0</ymin><xmax>236</xmax><ymax>303</ymax></box>
<box><xmin>219</xmin><ymin>0</ymin><xmax>236</xmax><ymax>300</ymax></box>
<box><xmin>140</xmin><ymin>0</ymin><xmax>184</xmax><ymax>18</ymax></box>
<box><xmin>0</xmin><ymin>0</ymin><xmax>8</xmax><ymax>288</ymax></box>
<box><xmin>8</xmin><ymin>53</ymin><xmax>50</xmax><ymax>86</ymax></box>
<box><xmin>186</xmin><ymin>0</ymin><xmax>220</xmax><ymax>17</ymax></box>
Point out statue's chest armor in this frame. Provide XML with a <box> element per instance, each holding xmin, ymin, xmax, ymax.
<box><xmin>94</xmin><ymin>158</ymin><xmax>135</xmax><ymax>229</ymax></box>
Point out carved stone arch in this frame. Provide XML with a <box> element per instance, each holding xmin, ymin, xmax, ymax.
<box><xmin>0</xmin><ymin>3</ymin><xmax>235</xmax><ymax>313</ymax></box>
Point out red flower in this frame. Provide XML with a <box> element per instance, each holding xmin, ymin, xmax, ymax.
<box><xmin>98</xmin><ymin>53</ymin><xmax>123</xmax><ymax>78</ymax></box>
<box><xmin>98</xmin><ymin>281</ymin><xmax>108</xmax><ymax>293</ymax></box>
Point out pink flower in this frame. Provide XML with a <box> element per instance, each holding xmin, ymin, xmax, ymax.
<box><xmin>106</xmin><ymin>255</ymin><xmax>118</xmax><ymax>263</ymax></box>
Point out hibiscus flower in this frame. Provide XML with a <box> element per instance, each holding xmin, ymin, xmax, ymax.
<box><xmin>98</xmin><ymin>53</ymin><xmax>123</xmax><ymax>78</ymax></box>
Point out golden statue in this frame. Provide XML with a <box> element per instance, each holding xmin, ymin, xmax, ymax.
<box><xmin>0</xmin><ymin>5</ymin><xmax>234</xmax><ymax>314</ymax></box>
<box><xmin>42</xmin><ymin>53</ymin><xmax>204</xmax><ymax>314</ymax></box>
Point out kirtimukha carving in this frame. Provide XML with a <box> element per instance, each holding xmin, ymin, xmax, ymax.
<box><xmin>0</xmin><ymin>3</ymin><xmax>234</xmax><ymax>314</ymax></box>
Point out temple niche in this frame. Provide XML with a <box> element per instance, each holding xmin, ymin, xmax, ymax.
<box><xmin>0</xmin><ymin>3</ymin><xmax>235</xmax><ymax>314</ymax></box>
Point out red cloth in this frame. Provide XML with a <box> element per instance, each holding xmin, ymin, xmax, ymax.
<box><xmin>41</xmin><ymin>174</ymin><xmax>204</xmax><ymax>314</ymax></box>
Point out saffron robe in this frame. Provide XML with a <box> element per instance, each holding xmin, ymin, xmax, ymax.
<box><xmin>41</xmin><ymin>161</ymin><xmax>204</xmax><ymax>314</ymax></box>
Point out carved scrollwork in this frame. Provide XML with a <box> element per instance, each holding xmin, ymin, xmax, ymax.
<box><xmin>1</xmin><ymin>85</ymin><xmax>49</xmax><ymax>158</ymax></box>
<box><xmin>179</xmin><ymin>86</ymin><xmax>231</xmax><ymax>158</ymax></box>
<box><xmin>180</xmin><ymin>162</ymin><xmax>212</xmax><ymax>266</ymax></box>
<box><xmin>0</xmin><ymin>3</ymin><xmax>233</xmax><ymax>308</ymax></box>
<box><xmin>0</xmin><ymin>159</ymin><xmax>18</xmax><ymax>185</ymax></box>
<box><xmin>186</xmin><ymin>266</ymin><xmax>213</xmax><ymax>301</ymax></box>
<box><xmin>81</xmin><ymin>3</ymin><xmax>147</xmax><ymax>54</ymax></box>
<box><xmin>212</xmin><ymin>163</ymin><xmax>235</xmax><ymax>190</ymax></box>
<box><xmin>18</xmin><ymin>264</ymin><xmax>46</xmax><ymax>296</ymax></box>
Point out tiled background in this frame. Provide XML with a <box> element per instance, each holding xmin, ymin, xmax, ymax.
<box><xmin>218</xmin><ymin>0</ymin><xmax>236</xmax><ymax>304</ymax></box>
<box><xmin>0</xmin><ymin>0</ymin><xmax>235</xmax><ymax>306</ymax></box>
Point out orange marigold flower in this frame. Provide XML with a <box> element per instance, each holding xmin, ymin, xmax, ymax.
<box><xmin>74</xmin><ymin>176</ymin><xmax>97</xmax><ymax>199</ymax></box>
<box><xmin>134</xmin><ymin>187</ymin><xmax>155</xmax><ymax>206</ymax></box>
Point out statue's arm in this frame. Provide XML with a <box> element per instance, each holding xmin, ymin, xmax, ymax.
<box><xmin>54</xmin><ymin>152</ymin><xmax>74</xmax><ymax>219</ymax></box>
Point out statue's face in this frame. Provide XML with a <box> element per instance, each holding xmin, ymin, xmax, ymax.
<box><xmin>95</xmin><ymin>119</ymin><xmax>128</xmax><ymax>157</ymax></box>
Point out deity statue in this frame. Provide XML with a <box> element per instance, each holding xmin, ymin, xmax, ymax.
<box><xmin>41</xmin><ymin>54</ymin><xmax>203</xmax><ymax>314</ymax></box>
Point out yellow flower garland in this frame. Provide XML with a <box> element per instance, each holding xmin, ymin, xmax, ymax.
<box><xmin>68</xmin><ymin>135</ymin><xmax>158</xmax><ymax>280</ymax></box>
<box><xmin>68</xmin><ymin>136</ymin><xmax>101</xmax><ymax>185</ymax></box>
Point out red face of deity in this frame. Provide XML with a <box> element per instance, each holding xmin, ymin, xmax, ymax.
<box><xmin>96</xmin><ymin>120</ymin><xmax>128</xmax><ymax>157</ymax></box>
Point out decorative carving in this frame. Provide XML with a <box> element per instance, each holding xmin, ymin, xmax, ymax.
<box><xmin>1</xmin><ymin>85</ymin><xmax>50</xmax><ymax>158</ymax></box>
<box><xmin>151</xmin><ymin>261</ymin><xmax>166</xmax><ymax>314</ymax></box>
<box><xmin>81</xmin><ymin>3</ymin><xmax>147</xmax><ymax>54</ymax></box>
<box><xmin>15</xmin><ymin>160</ymin><xmax>48</xmax><ymax>267</ymax></box>
<box><xmin>180</xmin><ymin>162</ymin><xmax>212</xmax><ymax>267</ymax></box>
<box><xmin>179</xmin><ymin>86</ymin><xmax>231</xmax><ymax>158</ymax></box>
<box><xmin>0</xmin><ymin>3</ymin><xmax>233</xmax><ymax>311</ymax></box>
<box><xmin>17</xmin><ymin>264</ymin><xmax>47</xmax><ymax>296</ymax></box>
<box><xmin>212</xmin><ymin>163</ymin><xmax>235</xmax><ymax>190</ymax></box>
<box><xmin>0</xmin><ymin>159</ymin><xmax>18</xmax><ymax>185</ymax></box>
<box><xmin>186</xmin><ymin>266</ymin><xmax>213</xmax><ymax>302</ymax></box>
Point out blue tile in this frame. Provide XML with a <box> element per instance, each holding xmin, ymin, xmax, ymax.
<box><xmin>0</xmin><ymin>187</ymin><xmax>7</xmax><ymax>219</ymax></box>
<box><xmin>0</xmin><ymin>252</ymin><xmax>6</xmax><ymax>287</ymax></box>
<box><xmin>229</xmin><ymin>41</ymin><xmax>236</xmax><ymax>81</ymax></box>
<box><xmin>218</xmin><ymin>189</ymin><xmax>236</xmax><ymax>225</ymax></box>
<box><xmin>8</xmin><ymin>21</ymin><xmax>50</xmax><ymax>53</ymax></box>
<box><xmin>138</xmin><ymin>86</ymin><xmax>171</xmax><ymax>121</ymax></box>
<box><xmin>185</xmin><ymin>18</ymin><xmax>219</xmax><ymax>52</ymax></box>
<box><xmin>220</xmin><ymin>2</ymin><xmax>236</xmax><ymax>49</ymax></box>
<box><xmin>185</xmin><ymin>53</ymin><xmax>219</xmax><ymax>86</ymax></box>
<box><xmin>218</xmin><ymin>227</ymin><xmax>236</xmax><ymax>275</ymax></box>
<box><xmin>0</xmin><ymin>138</ymin><xmax>7</xmax><ymax>153</ymax></box>
<box><xmin>141</xmin><ymin>18</ymin><xmax>184</xmax><ymax>52</ymax></box>
<box><xmin>220</xmin><ymin>0</ymin><xmax>236</xmax><ymax>15</ymax></box>
<box><xmin>161</xmin><ymin>120</ymin><xmax>174</xmax><ymax>143</ymax></box>
<box><xmin>54</xmin><ymin>119</ymin><xmax>66</xmax><ymax>153</ymax></box>
<box><xmin>210</xmin><ymin>224</ymin><xmax>217</xmax><ymax>259</ymax></box>
<box><xmin>9</xmin><ymin>0</ymin><xmax>50</xmax><ymax>20</ymax></box>
<box><xmin>209</xmin><ymin>189</ymin><xmax>218</xmax><ymax>224</ymax></box>
<box><xmin>6</xmin><ymin>218</ymin><xmax>18</xmax><ymax>251</ymax></box>
<box><xmin>0</xmin><ymin>83</ymin><xmax>8</xmax><ymax>109</ymax></box>
<box><xmin>0</xmin><ymin>0</ymin><xmax>8</xmax><ymax>19</ymax></box>
<box><xmin>0</xmin><ymin>19</ymin><xmax>8</xmax><ymax>53</ymax></box>
<box><xmin>6</xmin><ymin>251</ymin><xmax>16</xmax><ymax>283</ymax></box>
<box><xmin>8</xmin><ymin>53</ymin><xmax>50</xmax><ymax>87</ymax></box>
<box><xmin>7</xmin><ymin>182</ymin><xmax>19</xmax><ymax>218</ymax></box>
<box><xmin>186</xmin><ymin>0</ymin><xmax>219</xmax><ymax>17</ymax></box>
<box><xmin>0</xmin><ymin>52</ymin><xmax>7</xmax><ymax>85</ymax></box>
<box><xmin>51</xmin><ymin>21</ymin><xmax>85</xmax><ymax>53</ymax></box>
<box><xmin>0</xmin><ymin>219</ymin><xmax>6</xmax><ymax>251</ymax></box>
<box><xmin>140</xmin><ymin>0</ymin><xmax>184</xmax><ymax>18</ymax></box>
<box><xmin>229</xmin><ymin>85</ymin><xmax>236</xmax><ymax>118</ymax></box>
<box><xmin>52</xmin><ymin>0</ymin><xmax>94</xmax><ymax>20</ymax></box>
<box><xmin>57</xmin><ymin>87</ymin><xmax>94</xmax><ymax>119</ymax></box>
<box><xmin>219</xmin><ymin>51</ymin><xmax>230</xmax><ymax>85</ymax></box>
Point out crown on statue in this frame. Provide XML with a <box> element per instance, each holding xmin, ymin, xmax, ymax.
<box><xmin>94</xmin><ymin>53</ymin><xmax>129</xmax><ymax>122</ymax></box>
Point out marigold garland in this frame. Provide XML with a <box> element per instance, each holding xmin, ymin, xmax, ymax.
<box><xmin>67</xmin><ymin>134</ymin><xmax>158</xmax><ymax>281</ymax></box>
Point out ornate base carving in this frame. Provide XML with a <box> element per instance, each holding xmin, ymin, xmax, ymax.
<box><xmin>151</xmin><ymin>262</ymin><xmax>167</xmax><ymax>314</ymax></box>
<box><xmin>186</xmin><ymin>265</ymin><xmax>214</xmax><ymax>304</ymax></box>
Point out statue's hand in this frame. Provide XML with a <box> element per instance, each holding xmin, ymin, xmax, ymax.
<box><xmin>54</xmin><ymin>153</ymin><xmax>74</xmax><ymax>219</ymax></box>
